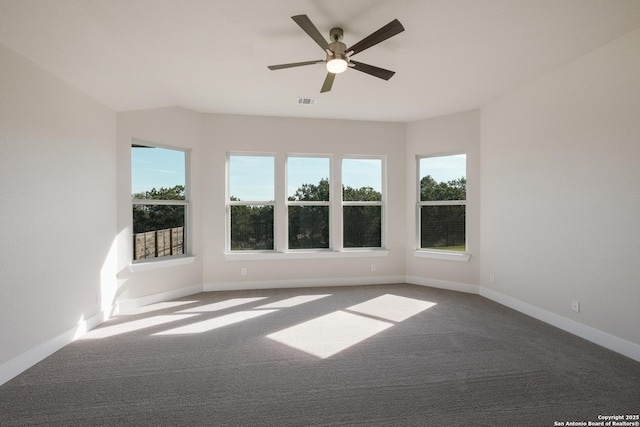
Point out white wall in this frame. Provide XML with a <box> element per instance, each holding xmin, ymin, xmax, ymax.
<box><xmin>202</xmin><ymin>114</ymin><xmax>406</xmax><ymax>290</ymax></box>
<box><xmin>405</xmin><ymin>110</ymin><xmax>481</xmax><ymax>289</ymax></box>
<box><xmin>480</xmin><ymin>28</ymin><xmax>640</xmax><ymax>345</ymax></box>
<box><xmin>3</xmin><ymin>23</ymin><xmax>639</xmax><ymax>384</ymax></box>
<box><xmin>113</xmin><ymin>110</ymin><xmax>405</xmax><ymax>299</ymax></box>
<box><xmin>116</xmin><ymin>107</ymin><xmax>204</xmax><ymax>302</ymax></box>
<box><xmin>0</xmin><ymin>43</ymin><xmax>116</xmax><ymax>368</ymax></box>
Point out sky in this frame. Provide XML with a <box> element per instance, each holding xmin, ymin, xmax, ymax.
<box><xmin>132</xmin><ymin>150</ymin><xmax>465</xmax><ymax>199</ymax></box>
<box><xmin>419</xmin><ymin>154</ymin><xmax>466</xmax><ymax>183</ymax></box>
<box><xmin>229</xmin><ymin>155</ymin><xmax>275</xmax><ymax>201</ymax></box>
<box><xmin>229</xmin><ymin>155</ymin><xmax>384</xmax><ymax>201</ymax></box>
<box><xmin>131</xmin><ymin>146</ymin><xmax>185</xmax><ymax>195</ymax></box>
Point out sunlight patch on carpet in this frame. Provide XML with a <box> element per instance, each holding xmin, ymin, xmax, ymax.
<box><xmin>254</xmin><ymin>294</ymin><xmax>332</xmax><ymax>309</ymax></box>
<box><xmin>177</xmin><ymin>297</ymin><xmax>267</xmax><ymax>313</ymax></box>
<box><xmin>347</xmin><ymin>294</ymin><xmax>437</xmax><ymax>322</ymax></box>
<box><xmin>266</xmin><ymin>311</ymin><xmax>393</xmax><ymax>359</ymax></box>
<box><xmin>128</xmin><ymin>301</ymin><xmax>199</xmax><ymax>315</ymax></box>
<box><xmin>81</xmin><ymin>315</ymin><xmax>198</xmax><ymax>339</ymax></box>
<box><xmin>154</xmin><ymin>310</ymin><xmax>278</xmax><ymax>335</ymax></box>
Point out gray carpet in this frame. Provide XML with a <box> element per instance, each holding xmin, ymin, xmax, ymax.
<box><xmin>1</xmin><ymin>284</ymin><xmax>639</xmax><ymax>426</ymax></box>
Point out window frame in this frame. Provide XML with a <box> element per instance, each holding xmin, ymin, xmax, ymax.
<box><xmin>341</xmin><ymin>155</ymin><xmax>386</xmax><ymax>250</ymax></box>
<box><xmin>131</xmin><ymin>140</ymin><xmax>190</xmax><ymax>263</ymax></box>
<box><xmin>285</xmin><ymin>154</ymin><xmax>333</xmax><ymax>251</ymax></box>
<box><xmin>226</xmin><ymin>152</ymin><xmax>276</xmax><ymax>253</ymax></box>
<box><xmin>416</xmin><ymin>152</ymin><xmax>468</xmax><ymax>258</ymax></box>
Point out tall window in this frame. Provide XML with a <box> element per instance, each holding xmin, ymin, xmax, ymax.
<box><xmin>287</xmin><ymin>156</ymin><xmax>331</xmax><ymax>249</ymax></box>
<box><xmin>342</xmin><ymin>158</ymin><xmax>384</xmax><ymax>248</ymax></box>
<box><xmin>418</xmin><ymin>154</ymin><xmax>466</xmax><ymax>251</ymax></box>
<box><xmin>131</xmin><ymin>143</ymin><xmax>188</xmax><ymax>261</ymax></box>
<box><xmin>228</xmin><ymin>154</ymin><xmax>275</xmax><ymax>251</ymax></box>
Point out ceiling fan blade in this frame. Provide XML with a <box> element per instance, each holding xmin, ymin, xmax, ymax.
<box><xmin>346</xmin><ymin>19</ymin><xmax>404</xmax><ymax>56</ymax></box>
<box><xmin>350</xmin><ymin>61</ymin><xmax>396</xmax><ymax>80</ymax></box>
<box><xmin>292</xmin><ymin>15</ymin><xmax>329</xmax><ymax>51</ymax></box>
<box><xmin>268</xmin><ymin>60</ymin><xmax>324</xmax><ymax>70</ymax></box>
<box><xmin>320</xmin><ymin>72</ymin><xmax>336</xmax><ymax>93</ymax></box>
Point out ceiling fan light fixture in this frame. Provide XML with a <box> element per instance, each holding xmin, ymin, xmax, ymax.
<box><xmin>326</xmin><ymin>57</ymin><xmax>348</xmax><ymax>74</ymax></box>
<box><xmin>268</xmin><ymin>15</ymin><xmax>405</xmax><ymax>92</ymax></box>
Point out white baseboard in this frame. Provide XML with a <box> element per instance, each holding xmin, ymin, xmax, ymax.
<box><xmin>0</xmin><ymin>308</ymin><xmax>111</xmax><ymax>387</ymax></box>
<box><xmin>479</xmin><ymin>287</ymin><xmax>640</xmax><ymax>363</ymax></box>
<box><xmin>116</xmin><ymin>283</ymin><xmax>204</xmax><ymax>313</ymax></box>
<box><xmin>3</xmin><ymin>279</ymin><xmax>637</xmax><ymax>388</ymax></box>
<box><xmin>406</xmin><ymin>275</ymin><xmax>480</xmax><ymax>294</ymax></box>
<box><xmin>0</xmin><ymin>283</ymin><xmax>203</xmax><ymax>387</ymax></box>
<box><xmin>204</xmin><ymin>275</ymin><xmax>406</xmax><ymax>292</ymax></box>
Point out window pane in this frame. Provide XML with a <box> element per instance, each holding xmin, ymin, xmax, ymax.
<box><xmin>230</xmin><ymin>205</ymin><xmax>274</xmax><ymax>250</ymax></box>
<box><xmin>132</xmin><ymin>145</ymin><xmax>185</xmax><ymax>200</ymax></box>
<box><xmin>132</xmin><ymin>205</ymin><xmax>185</xmax><ymax>260</ymax></box>
<box><xmin>343</xmin><ymin>206</ymin><xmax>382</xmax><ymax>248</ymax></box>
<box><xmin>288</xmin><ymin>206</ymin><xmax>329</xmax><ymax>249</ymax></box>
<box><xmin>420</xmin><ymin>205</ymin><xmax>465</xmax><ymax>251</ymax></box>
<box><xmin>229</xmin><ymin>155</ymin><xmax>274</xmax><ymax>201</ymax></box>
<box><xmin>288</xmin><ymin>157</ymin><xmax>330</xmax><ymax>201</ymax></box>
<box><xmin>419</xmin><ymin>154</ymin><xmax>466</xmax><ymax>201</ymax></box>
<box><xmin>342</xmin><ymin>158</ymin><xmax>382</xmax><ymax>201</ymax></box>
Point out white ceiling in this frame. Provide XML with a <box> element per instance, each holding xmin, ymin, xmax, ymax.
<box><xmin>1</xmin><ymin>0</ymin><xmax>640</xmax><ymax>122</ymax></box>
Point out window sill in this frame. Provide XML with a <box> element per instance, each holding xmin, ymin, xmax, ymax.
<box><xmin>128</xmin><ymin>256</ymin><xmax>196</xmax><ymax>273</ymax></box>
<box><xmin>413</xmin><ymin>250</ymin><xmax>471</xmax><ymax>262</ymax></box>
<box><xmin>224</xmin><ymin>250</ymin><xmax>389</xmax><ymax>261</ymax></box>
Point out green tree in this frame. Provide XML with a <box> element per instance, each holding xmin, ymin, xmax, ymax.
<box><xmin>289</xmin><ymin>178</ymin><xmax>330</xmax><ymax>202</ymax></box>
<box><xmin>132</xmin><ymin>185</ymin><xmax>185</xmax><ymax>234</ymax></box>
<box><xmin>230</xmin><ymin>178</ymin><xmax>387</xmax><ymax>250</ymax></box>
<box><xmin>229</xmin><ymin>196</ymin><xmax>274</xmax><ymax>250</ymax></box>
<box><xmin>420</xmin><ymin>175</ymin><xmax>466</xmax><ymax>201</ymax></box>
<box><xmin>419</xmin><ymin>176</ymin><xmax>466</xmax><ymax>250</ymax></box>
<box><xmin>288</xmin><ymin>178</ymin><xmax>330</xmax><ymax>249</ymax></box>
<box><xmin>133</xmin><ymin>185</ymin><xmax>185</xmax><ymax>201</ymax></box>
<box><xmin>343</xmin><ymin>185</ymin><xmax>382</xmax><ymax>202</ymax></box>
<box><xmin>342</xmin><ymin>185</ymin><xmax>382</xmax><ymax>248</ymax></box>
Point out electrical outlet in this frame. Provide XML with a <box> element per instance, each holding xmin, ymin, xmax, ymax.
<box><xmin>371</xmin><ymin>264</ymin><xmax>376</xmax><ymax>272</ymax></box>
<box><xmin>241</xmin><ymin>268</ymin><xmax>247</xmax><ymax>276</ymax></box>
<box><xmin>571</xmin><ymin>300</ymin><xmax>580</xmax><ymax>313</ymax></box>
<box><xmin>489</xmin><ymin>274</ymin><xmax>495</xmax><ymax>284</ymax></box>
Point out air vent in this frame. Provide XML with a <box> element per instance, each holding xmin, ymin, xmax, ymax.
<box><xmin>297</xmin><ymin>97</ymin><xmax>317</xmax><ymax>105</ymax></box>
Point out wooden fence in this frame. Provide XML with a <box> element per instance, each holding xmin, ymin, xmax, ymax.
<box><xmin>134</xmin><ymin>226</ymin><xmax>185</xmax><ymax>260</ymax></box>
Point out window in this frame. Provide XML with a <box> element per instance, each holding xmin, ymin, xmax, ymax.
<box><xmin>225</xmin><ymin>152</ymin><xmax>387</xmax><ymax>255</ymax></box>
<box><xmin>132</xmin><ymin>143</ymin><xmax>188</xmax><ymax>261</ymax></box>
<box><xmin>287</xmin><ymin>156</ymin><xmax>331</xmax><ymax>249</ymax></box>
<box><xmin>228</xmin><ymin>154</ymin><xmax>275</xmax><ymax>251</ymax></box>
<box><xmin>342</xmin><ymin>158</ymin><xmax>384</xmax><ymax>248</ymax></box>
<box><xmin>418</xmin><ymin>154</ymin><xmax>466</xmax><ymax>252</ymax></box>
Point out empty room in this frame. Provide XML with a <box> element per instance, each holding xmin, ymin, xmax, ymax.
<box><xmin>1</xmin><ymin>0</ymin><xmax>639</xmax><ymax>425</ymax></box>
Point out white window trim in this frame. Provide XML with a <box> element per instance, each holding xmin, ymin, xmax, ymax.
<box><xmin>131</xmin><ymin>140</ymin><xmax>191</xmax><ymax>264</ymax></box>
<box><xmin>128</xmin><ymin>255</ymin><xmax>196</xmax><ymax>273</ymax></box>
<box><xmin>413</xmin><ymin>250</ymin><xmax>471</xmax><ymax>262</ymax></box>
<box><xmin>224</xmin><ymin>249</ymin><xmax>389</xmax><ymax>261</ymax></box>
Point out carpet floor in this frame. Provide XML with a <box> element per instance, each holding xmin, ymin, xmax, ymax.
<box><xmin>1</xmin><ymin>284</ymin><xmax>639</xmax><ymax>426</ymax></box>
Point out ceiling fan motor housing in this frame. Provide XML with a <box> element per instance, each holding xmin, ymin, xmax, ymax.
<box><xmin>329</xmin><ymin>27</ymin><xmax>343</xmax><ymax>41</ymax></box>
<box><xmin>327</xmin><ymin>28</ymin><xmax>348</xmax><ymax>64</ymax></box>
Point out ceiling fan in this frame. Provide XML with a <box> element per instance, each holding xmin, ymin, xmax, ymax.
<box><xmin>268</xmin><ymin>14</ymin><xmax>405</xmax><ymax>93</ymax></box>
